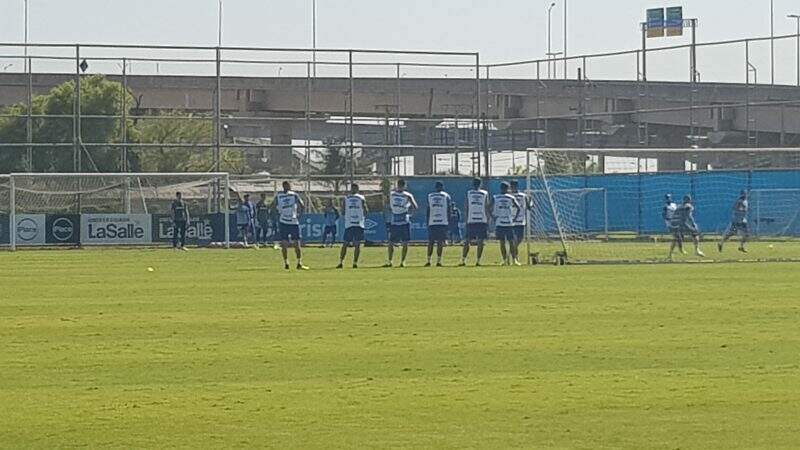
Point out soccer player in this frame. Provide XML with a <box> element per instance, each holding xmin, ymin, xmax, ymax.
<box><xmin>171</xmin><ymin>192</ymin><xmax>190</xmax><ymax>251</ymax></box>
<box><xmin>271</xmin><ymin>181</ymin><xmax>309</xmax><ymax>270</ymax></box>
<box><xmin>386</xmin><ymin>179</ymin><xmax>418</xmax><ymax>268</ymax></box>
<box><xmin>256</xmin><ymin>193</ymin><xmax>271</xmax><ymax>246</ymax></box>
<box><xmin>719</xmin><ymin>190</ymin><xmax>750</xmax><ymax>253</ymax></box>
<box><xmin>235</xmin><ymin>194</ymin><xmax>256</xmax><ymax>246</ymax></box>
<box><xmin>426</xmin><ymin>181</ymin><xmax>453</xmax><ymax>267</ymax></box>
<box><xmin>663</xmin><ymin>194</ymin><xmax>684</xmax><ymax>255</ymax></box>
<box><xmin>672</xmin><ymin>194</ymin><xmax>705</xmax><ymax>259</ymax></box>
<box><xmin>322</xmin><ymin>200</ymin><xmax>340</xmax><ymax>248</ymax></box>
<box><xmin>492</xmin><ymin>182</ymin><xmax>521</xmax><ymax>266</ymax></box>
<box><xmin>338</xmin><ymin>184</ymin><xmax>368</xmax><ymax>269</ymax></box>
<box><xmin>461</xmin><ymin>178</ymin><xmax>490</xmax><ymax>266</ymax></box>
<box><xmin>510</xmin><ymin>180</ymin><xmax>531</xmax><ymax>266</ymax></box>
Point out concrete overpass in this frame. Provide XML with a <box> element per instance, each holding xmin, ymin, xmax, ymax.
<box><xmin>2</xmin><ymin>73</ymin><xmax>800</xmax><ymax>173</ymax></box>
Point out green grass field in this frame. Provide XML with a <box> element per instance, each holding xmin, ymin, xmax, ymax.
<box><xmin>2</xmin><ymin>244</ymin><xmax>800</xmax><ymax>449</ymax></box>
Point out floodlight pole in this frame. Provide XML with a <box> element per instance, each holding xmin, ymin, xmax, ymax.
<box><xmin>26</xmin><ymin>56</ymin><xmax>32</xmax><ymax>172</ymax></box>
<box><xmin>789</xmin><ymin>14</ymin><xmax>800</xmax><ymax>86</ymax></box>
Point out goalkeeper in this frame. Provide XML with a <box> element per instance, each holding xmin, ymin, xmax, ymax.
<box><xmin>718</xmin><ymin>190</ymin><xmax>750</xmax><ymax>253</ymax></box>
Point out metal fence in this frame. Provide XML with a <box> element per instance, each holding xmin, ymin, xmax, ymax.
<box><xmin>1</xmin><ymin>31</ymin><xmax>800</xmax><ymax>179</ymax></box>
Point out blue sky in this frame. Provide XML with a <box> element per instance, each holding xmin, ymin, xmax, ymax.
<box><xmin>1</xmin><ymin>0</ymin><xmax>799</xmax><ymax>82</ymax></box>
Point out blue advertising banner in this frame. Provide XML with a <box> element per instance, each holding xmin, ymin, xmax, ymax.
<box><xmin>45</xmin><ymin>214</ymin><xmax>80</xmax><ymax>245</ymax></box>
<box><xmin>647</xmin><ymin>8</ymin><xmax>665</xmax><ymax>38</ymax></box>
<box><xmin>0</xmin><ymin>214</ymin><xmax>9</xmax><ymax>245</ymax></box>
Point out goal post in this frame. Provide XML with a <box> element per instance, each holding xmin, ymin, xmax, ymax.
<box><xmin>524</xmin><ymin>148</ymin><xmax>800</xmax><ymax>264</ymax></box>
<box><xmin>7</xmin><ymin>173</ymin><xmax>230</xmax><ymax>251</ymax></box>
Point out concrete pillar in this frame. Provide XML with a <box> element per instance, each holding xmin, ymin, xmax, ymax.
<box><xmin>413</xmin><ymin>150</ymin><xmax>434</xmax><ymax>175</ymax></box>
<box><xmin>658</xmin><ymin>153</ymin><xmax>686</xmax><ymax>172</ymax></box>
<box><xmin>270</xmin><ymin>121</ymin><xmax>295</xmax><ymax>173</ymax></box>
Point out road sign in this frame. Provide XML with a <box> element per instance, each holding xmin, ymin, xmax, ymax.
<box><xmin>666</xmin><ymin>7</ymin><xmax>684</xmax><ymax>37</ymax></box>
<box><xmin>647</xmin><ymin>8</ymin><xmax>665</xmax><ymax>38</ymax></box>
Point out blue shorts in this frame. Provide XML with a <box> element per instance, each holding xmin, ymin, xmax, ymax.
<box><xmin>343</xmin><ymin>226</ymin><xmax>365</xmax><ymax>243</ymax></box>
<box><xmin>466</xmin><ymin>223</ymin><xmax>488</xmax><ymax>241</ymax></box>
<box><xmin>278</xmin><ymin>223</ymin><xmax>302</xmax><ymax>242</ymax></box>
<box><xmin>513</xmin><ymin>225</ymin><xmax>525</xmax><ymax>241</ymax></box>
<box><xmin>730</xmin><ymin>222</ymin><xmax>749</xmax><ymax>234</ymax></box>
<box><xmin>679</xmin><ymin>224</ymin><xmax>700</xmax><ymax>237</ymax></box>
<box><xmin>496</xmin><ymin>226</ymin><xmax>515</xmax><ymax>241</ymax></box>
<box><xmin>323</xmin><ymin>225</ymin><xmax>337</xmax><ymax>236</ymax></box>
<box><xmin>390</xmin><ymin>224</ymin><xmax>411</xmax><ymax>243</ymax></box>
<box><xmin>428</xmin><ymin>225</ymin><xmax>448</xmax><ymax>243</ymax></box>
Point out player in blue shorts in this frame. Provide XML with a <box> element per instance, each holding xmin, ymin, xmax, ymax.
<box><xmin>385</xmin><ymin>179</ymin><xmax>418</xmax><ymax>268</ymax></box>
<box><xmin>322</xmin><ymin>200</ymin><xmax>340</xmax><ymax>248</ymax></box>
<box><xmin>718</xmin><ymin>190</ymin><xmax>750</xmax><ymax>253</ymax></box>
<box><xmin>270</xmin><ymin>181</ymin><xmax>309</xmax><ymax>270</ymax></box>
<box><xmin>426</xmin><ymin>181</ymin><xmax>453</xmax><ymax>267</ymax></box>
<box><xmin>492</xmin><ymin>182</ymin><xmax>522</xmax><ymax>266</ymax></box>
<box><xmin>663</xmin><ymin>194</ymin><xmax>684</xmax><ymax>255</ymax></box>
<box><xmin>509</xmin><ymin>181</ymin><xmax>531</xmax><ymax>266</ymax></box>
<box><xmin>670</xmin><ymin>195</ymin><xmax>705</xmax><ymax>259</ymax></box>
<box><xmin>461</xmin><ymin>178</ymin><xmax>490</xmax><ymax>266</ymax></box>
<box><xmin>338</xmin><ymin>184</ymin><xmax>368</xmax><ymax>269</ymax></box>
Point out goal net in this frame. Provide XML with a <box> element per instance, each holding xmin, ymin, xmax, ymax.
<box><xmin>6</xmin><ymin>173</ymin><xmax>230</xmax><ymax>250</ymax></box>
<box><xmin>525</xmin><ymin>148</ymin><xmax>800</xmax><ymax>264</ymax></box>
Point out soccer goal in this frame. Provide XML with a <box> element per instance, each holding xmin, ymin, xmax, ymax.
<box><xmin>524</xmin><ymin>148</ymin><xmax>800</xmax><ymax>264</ymax></box>
<box><xmin>5</xmin><ymin>173</ymin><xmax>231</xmax><ymax>251</ymax></box>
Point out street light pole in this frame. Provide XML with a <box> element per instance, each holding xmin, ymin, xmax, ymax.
<box><xmin>790</xmin><ymin>14</ymin><xmax>800</xmax><ymax>86</ymax></box>
<box><xmin>770</xmin><ymin>0</ymin><xmax>775</xmax><ymax>85</ymax></box>
<box><xmin>547</xmin><ymin>2</ymin><xmax>555</xmax><ymax>78</ymax></box>
<box><xmin>24</xmin><ymin>0</ymin><xmax>28</xmax><ymax>72</ymax></box>
<box><xmin>563</xmin><ymin>0</ymin><xmax>567</xmax><ymax>80</ymax></box>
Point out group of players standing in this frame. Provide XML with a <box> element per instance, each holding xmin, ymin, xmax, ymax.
<box><xmin>663</xmin><ymin>190</ymin><xmax>750</xmax><ymax>259</ymax></box>
<box><xmin>269</xmin><ymin>178</ymin><xmax>531</xmax><ymax>270</ymax></box>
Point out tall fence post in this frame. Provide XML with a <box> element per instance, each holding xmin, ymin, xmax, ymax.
<box><xmin>474</xmin><ymin>53</ymin><xmax>482</xmax><ymax>178</ymax></box>
<box><xmin>74</xmin><ymin>45</ymin><xmax>81</xmax><ymax>172</ymax></box>
<box><xmin>26</xmin><ymin>57</ymin><xmax>33</xmax><ymax>172</ymax></box>
<box><xmin>348</xmin><ymin>50</ymin><xmax>355</xmax><ymax>184</ymax></box>
<box><xmin>214</xmin><ymin>47</ymin><xmax>222</xmax><ymax>173</ymax></box>
<box><xmin>121</xmin><ymin>57</ymin><xmax>128</xmax><ymax>172</ymax></box>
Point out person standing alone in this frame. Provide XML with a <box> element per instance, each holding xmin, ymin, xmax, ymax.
<box><xmin>171</xmin><ymin>192</ymin><xmax>190</xmax><ymax>251</ymax></box>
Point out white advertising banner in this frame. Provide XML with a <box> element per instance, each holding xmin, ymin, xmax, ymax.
<box><xmin>15</xmin><ymin>214</ymin><xmax>46</xmax><ymax>246</ymax></box>
<box><xmin>81</xmin><ymin>214</ymin><xmax>152</xmax><ymax>245</ymax></box>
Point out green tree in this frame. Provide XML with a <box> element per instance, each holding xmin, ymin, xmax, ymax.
<box><xmin>0</xmin><ymin>75</ymin><xmax>135</xmax><ymax>173</ymax></box>
<box><xmin>135</xmin><ymin>113</ymin><xmax>245</xmax><ymax>173</ymax></box>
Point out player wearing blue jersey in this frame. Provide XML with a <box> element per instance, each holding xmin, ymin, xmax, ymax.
<box><xmin>322</xmin><ymin>200</ymin><xmax>340</xmax><ymax>248</ymax></box>
<box><xmin>270</xmin><ymin>181</ymin><xmax>309</xmax><ymax>270</ymax></box>
<box><xmin>385</xmin><ymin>179</ymin><xmax>418</xmax><ymax>268</ymax></box>
<box><xmin>663</xmin><ymin>194</ymin><xmax>684</xmax><ymax>255</ymax></box>
<box><xmin>425</xmin><ymin>181</ymin><xmax>453</xmax><ymax>267</ymax></box>
<box><xmin>719</xmin><ymin>190</ymin><xmax>750</xmax><ymax>253</ymax></box>
<box><xmin>509</xmin><ymin>181</ymin><xmax>531</xmax><ymax>266</ymax></box>
<box><xmin>461</xmin><ymin>178</ymin><xmax>491</xmax><ymax>266</ymax></box>
<box><xmin>670</xmin><ymin>195</ymin><xmax>705</xmax><ymax>259</ymax></box>
<box><xmin>492</xmin><ymin>182</ymin><xmax>522</xmax><ymax>266</ymax></box>
<box><xmin>338</xmin><ymin>184</ymin><xmax>369</xmax><ymax>269</ymax></box>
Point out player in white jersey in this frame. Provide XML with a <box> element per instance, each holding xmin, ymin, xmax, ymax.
<box><xmin>338</xmin><ymin>183</ymin><xmax>369</xmax><ymax>269</ymax></box>
<box><xmin>270</xmin><ymin>181</ymin><xmax>309</xmax><ymax>270</ymax></box>
<box><xmin>509</xmin><ymin>180</ymin><xmax>531</xmax><ymax>266</ymax></box>
<box><xmin>425</xmin><ymin>181</ymin><xmax>453</xmax><ymax>267</ymax></box>
<box><xmin>492</xmin><ymin>182</ymin><xmax>522</xmax><ymax>266</ymax></box>
<box><xmin>461</xmin><ymin>178</ymin><xmax>491</xmax><ymax>266</ymax></box>
<box><xmin>385</xmin><ymin>179</ymin><xmax>418</xmax><ymax>268</ymax></box>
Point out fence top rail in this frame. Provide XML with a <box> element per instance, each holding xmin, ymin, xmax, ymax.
<box><xmin>530</xmin><ymin>147</ymin><xmax>800</xmax><ymax>154</ymax></box>
<box><xmin>9</xmin><ymin>172</ymin><xmax>230</xmax><ymax>178</ymax></box>
<box><xmin>0</xmin><ymin>41</ymin><xmax>478</xmax><ymax>57</ymax></box>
